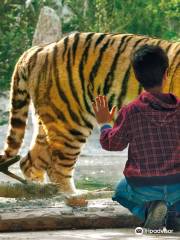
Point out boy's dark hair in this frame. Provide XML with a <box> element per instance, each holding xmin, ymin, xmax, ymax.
<box><xmin>131</xmin><ymin>44</ymin><xmax>169</xmax><ymax>89</ymax></box>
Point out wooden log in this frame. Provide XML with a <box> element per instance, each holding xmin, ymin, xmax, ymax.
<box><xmin>0</xmin><ymin>215</ymin><xmax>142</xmax><ymax>232</ymax></box>
<box><xmin>0</xmin><ymin>183</ymin><xmax>59</xmax><ymax>199</ymax></box>
<box><xmin>0</xmin><ymin>200</ymin><xmax>143</xmax><ymax>232</ymax></box>
<box><xmin>0</xmin><ymin>182</ymin><xmax>113</xmax><ymax>200</ymax></box>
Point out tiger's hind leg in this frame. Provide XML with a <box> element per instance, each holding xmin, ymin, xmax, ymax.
<box><xmin>46</xmin><ymin>148</ymin><xmax>81</xmax><ymax>193</ymax></box>
<box><xmin>20</xmin><ymin>121</ymin><xmax>51</xmax><ymax>182</ymax></box>
<box><xmin>46</xmin><ymin>137</ymin><xmax>82</xmax><ymax>194</ymax></box>
<box><xmin>39</xmin><ymin>111</ymin><xmax>91</xmax><ymax>193</ymax></box>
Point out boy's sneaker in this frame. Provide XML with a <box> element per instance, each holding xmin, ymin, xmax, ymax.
<box><xmin>143</xmin><ymin>200</ymin><xmax>167</xmax><ymax>229</ymax></box>
<box><xmin>166</xmin><ymin>214</ymin><xmax>180</xmax><ymax>232</ymax></box>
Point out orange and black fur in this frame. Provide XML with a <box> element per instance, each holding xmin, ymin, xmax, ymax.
<box><xmin>1</xmin><ymin>32</ymin><xmax>179</xmax><ymax>193</ymax></box>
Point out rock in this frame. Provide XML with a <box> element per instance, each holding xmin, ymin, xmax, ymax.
<box><xmin>0</xmin><ymin>91</ymin><xmax>10</xmax><ymax>125</ymax></box>
<box><xmin>32</xmin><ymin>6</ymin><xmax>62</xmax><ymax>46</ymax></box>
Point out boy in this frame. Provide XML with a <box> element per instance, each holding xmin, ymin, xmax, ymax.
<box><xmin>92</xmin><ymin>45</ymin><xmax>180</xmax><ymax>230</ymax></box>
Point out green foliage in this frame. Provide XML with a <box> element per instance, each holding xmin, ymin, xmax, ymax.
<box><xmin>63</xmin><ymin>0</ymin><xmax>180</xmax><ymax>39</ymax></box>
<box><xmin>0</xmin><ymin>0</ymin><xmax>37</xmax><ymax>90</ymax></box>
<box><xmin>0</xmin><ymin>0</ymin><xmax>179</xmax><ymax>90</ymax></box>
<box><xmin>0</xmin><ymin>0</ymin><xmax>48</xmax><ymax>90</ymax></box>
<box><xmin>76</xmin><ymin>177</ymin><xmax>113</xmax><ymax>190</ymax></box>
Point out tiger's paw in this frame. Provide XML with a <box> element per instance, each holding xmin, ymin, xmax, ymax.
<box><xmin>47</xmin><ymin>172</ymin><xmax>77</xmax><ymax>194</ymax></box>
<box><xmin>22</xmin><ymin>167</ymin><xmax>45</xmax><ymax>183</ymax></box>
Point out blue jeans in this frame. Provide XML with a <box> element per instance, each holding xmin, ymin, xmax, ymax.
<box><xmin>112</xmin><ymin>178</ymin><xmax>180</xmax><ymax>221</ymax></box>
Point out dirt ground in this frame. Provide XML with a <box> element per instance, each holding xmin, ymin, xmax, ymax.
<box><xmin>0</xmin><ymin>228</ymin><xmax>179</xmax><ymax>240</ymax></box>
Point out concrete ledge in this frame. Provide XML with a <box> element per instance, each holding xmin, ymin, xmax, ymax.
<box><xmin>0</xmin><ymin>198</ymin><xmax>143</xmax><ymax>232</ymax></box>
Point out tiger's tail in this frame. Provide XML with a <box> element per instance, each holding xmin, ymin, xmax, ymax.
<box><xmin>2</xmin><ymin>52</ymin><xmax>30</xmax><ymax>159</ymax></box>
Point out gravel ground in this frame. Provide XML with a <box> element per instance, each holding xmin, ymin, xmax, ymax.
<box><xmin>0</xmin><ymin>228</ymin><xmax>179</xmax><ymax>240</ymax></box>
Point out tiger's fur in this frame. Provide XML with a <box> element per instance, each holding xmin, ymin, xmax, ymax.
<box><xmin>1</xmin><ymin>32</ymin><xmax>180</xmax><ymax>193</ymax></box>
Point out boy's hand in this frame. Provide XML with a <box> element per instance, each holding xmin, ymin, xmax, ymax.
<box><xmin>92</xmin><ymin>95</ymin><xmax>116</xmax><ymax>124</ymax></box>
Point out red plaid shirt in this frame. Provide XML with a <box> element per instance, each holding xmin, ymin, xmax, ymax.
<box><xmin>100</xmin><ymin>91</ymin><xmax>180</xmax><ymax>186</ymax></box>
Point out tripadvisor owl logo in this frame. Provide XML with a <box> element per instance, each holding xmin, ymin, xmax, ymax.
<box><xmin>135</xmin><ymin>227</ymin><xmax>173</xmax><ymax>235</ymax></box>
<box><xmin>135</xmin><ymin>227</ymin><xmax>144</xmax><ymax>235</ymax></box>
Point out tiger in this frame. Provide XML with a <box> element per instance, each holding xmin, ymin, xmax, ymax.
<box><xmin>0</xmin><ymin>32</ymin><xmax>179</xmax><ymax>193</ymax></box>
